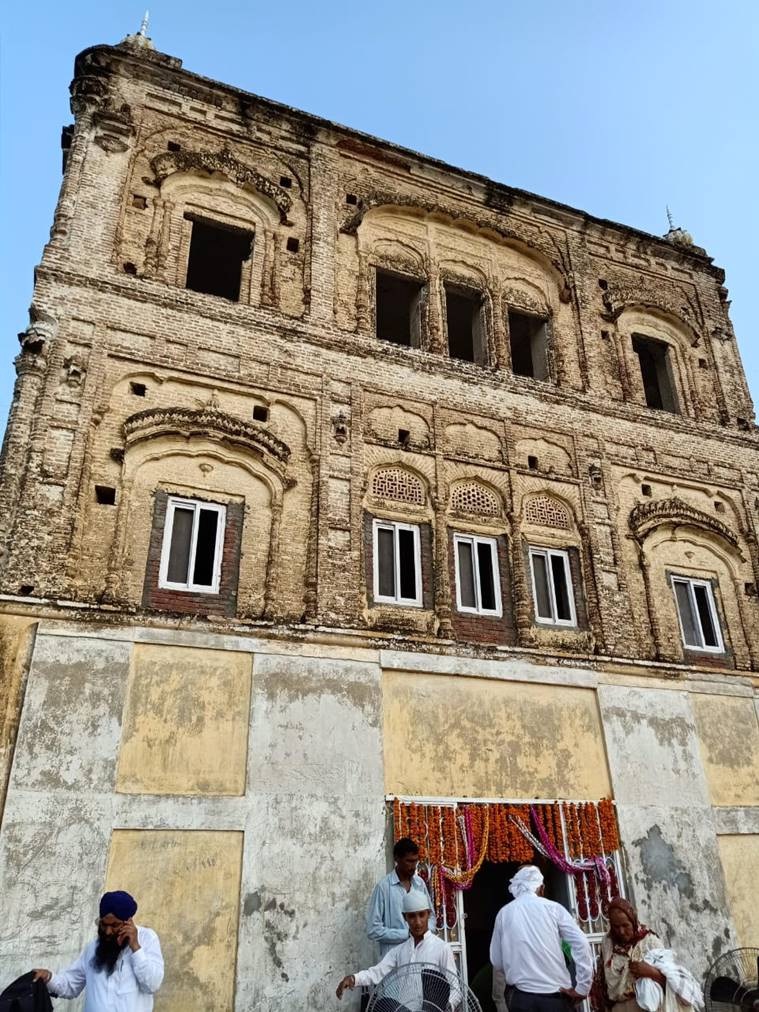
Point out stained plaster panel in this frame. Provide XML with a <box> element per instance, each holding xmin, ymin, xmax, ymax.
<box><xmin>717</xmin><ymin>834</ymin><xmax>759</xmax><ymax>947</ymax></box>
<box><xmin>597</xmin><ymin>685</ymin><xmax>737</xmax><ymax>976</ymax></box>
<box><xmin>383</xmin><ymin>672</ymin><xmax>611</xmax><ymax>800</ymax></box>
<box><xmin>106</xmin><ymin>829</ymin><xmax>243</xmax><ymax>1012</ymax></box>
<box><xmin>691</xmin><ymin>692</ymin><xmax>759</xmax><ymax>807</ymax></box>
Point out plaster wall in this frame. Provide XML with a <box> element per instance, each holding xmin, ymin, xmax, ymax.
<box><xmin>598</xmin><ymin>684</ymin><xmax>736</xmax><ymax>977</ymax></box>
<box><xmin>717</xmin><ymin>834</ymin><xmax>759</xmax><ymax>947</ymax></box>
<box><xmin>0</xmin><ymin>613</ymin><xmax>36</xmax><ymax>818</ymax></box>
<box><xmin>691</xmin><ymin>692</ymin><xmax>759</xmax><ymax>807</ymax></box>
<box><xmin>383</xmin><ymin>670</ymin><xmax>611</xmax><ymax>799</ymax></box>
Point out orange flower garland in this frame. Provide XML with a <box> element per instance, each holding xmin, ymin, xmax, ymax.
<box><xmin>428</xmin><ymin>806</ymin><xmax>443</xmax><ymax>867</ymax></box>
<box><xmin>598</xmin><ymin>798</ymin><xmax>620</xmax><ymax>852</ymax></box>
<box><xmin>442</xmin><ymin>806</ymin><xmax>459</xmax><ymax>869</ymax></box>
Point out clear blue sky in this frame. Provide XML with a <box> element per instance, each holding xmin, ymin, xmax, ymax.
<box><xmin>2</xmin><ymin>1</ymin><xmax>757</xmax><ymax>428</ymax></box>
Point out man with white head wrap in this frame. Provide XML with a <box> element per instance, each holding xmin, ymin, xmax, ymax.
<box><xmin>489</xmin><ymin>865</ymin><xmax>593</xmax><ymax>1012</ymax></box>
<box><xmin>336</xmin><ymin>890</ymin><xmax>459</xmax><ymax>1008</ymax></box>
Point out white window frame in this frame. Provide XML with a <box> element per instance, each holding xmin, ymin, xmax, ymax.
<box><xmin>671</xmin><ymin>575</ymin><xmax>724</xmax><ymax>652</ymax></box>
<box><xmin>453</xmin><ymin>533</ymin><xmax>502</xmax><ymax>616</ymax></box>
<box><xmin>528</xmin><ymin>546</ymin><xmax>577</xmax><ymax>627</ymax></box>
<box><xmin>158</xmin><ymin>496</ymin><xmax>226</xmax><ymax>594</ymax></box>
<box><xmin>372</xmin><ymin>519</ymin><xmax>423</xmax><ymax>607</ymax></box>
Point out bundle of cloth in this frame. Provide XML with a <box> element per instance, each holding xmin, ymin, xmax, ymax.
<box><xmin>634</xmin><ymin>949</ymin><xmax>704</xmax><ymax>1012</ymax></box>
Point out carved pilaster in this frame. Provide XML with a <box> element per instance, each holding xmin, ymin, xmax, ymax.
<box><xmin>263</xmin><ymin>493</ymin><xmax>283</xmax><ymax>619</ymax></box>
<box><xmin>260</xmin><ymin>228</ymin><xmax>276</xmax><ymax>307</ymax></box>
<box><xmin>303</xmin><ymin>454</ymin><xmax>320</xmax><ymax>621</ymax></box>
<box><xmin>143</xmin><ymin>197</ymin><xmax>166</xmax><ymax>277</ymax></box>
<box><xmin>732</xmin><ymin>578</ymin><xmax>759</xmax><ymax>671</ymax></box>
<box><xmin>637</xmin><ymin>547</ymin><xmax>669</xmax><ymax>661</ymax></box>
<box><xmin>491</xmin><ymin>284</ymin><xmax>508</xmax><ymax>369</ymax></box>
<box><xmin>427</xmin><ymin>266</ymin><xmax>445</xmax><ymax>355</ymax></box>
<box><xmin>102</xmin><ymin>478</ymin><xmax>133</xmax><ymax>603</ymax></box>
<box><xmin>511</xmin><ymin>536</ymin><xmax>532</xmax><ymax>645</ymax></box>
<box><xmin>356</xmin><ymin>252</ymin><xmax>371</xmax><ymax>333</ymax></box>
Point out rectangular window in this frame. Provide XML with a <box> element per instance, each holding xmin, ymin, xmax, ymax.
<box><xmin>373</xmin><ymin>519</ymin><xmax>422</xmax><ymax>606</ymax></box>
<box><xmin>454</xmin><ymin>534</ymin><xmax>501</xmax><ymax>616</ymax></box>
<box><xmin>508</xmin><ymin>310</ymin><xmax>549</xmax><ymax>380</ymax></box>
<box><xmin>376</xmin><ymin>270</ymin><xmax>424</xmax><ymax>347</ymax></box>
<box><xmin>529</xmin><ymin>547</ymin><xmax>576</xmax><ymax>626</ymax></box>
<box><xmin>445</xmin><ymin>286</ymin><xmax>487</xmax><ymax>364</ymax></box>
<box><xmin>632</xmin><ymin>334</ymin><xmax>679</xmax><ymax>412</ymax></box>
<box><xmin>672</xmin><ymin>576</ymin><xmax>723</xmax><ymax>652</ymax></box>
<box><xmin>159</xmin><ymin>497</ymin><xmax>226</xmax><ymax>593</ymax></box>
<box><xmin>185</xmin><ymin>215</ymin><xmax>253</xmax><ymax>302</ymax></box>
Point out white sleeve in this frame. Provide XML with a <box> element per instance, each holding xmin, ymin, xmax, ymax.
<box><xmin>353</xmin><ymin>946</ymin><xmax>400</xmax><ymax>988</ymax></box>
<box><xmin>556</xmin><ymin>907</ymin><xmax>594</xmax><ymax>996</ymax></box>
<box><xmin>132</xmin><ymin>930</ymin><xmax>164</xmax><ymax>994</ymax></box>
<box><xmin>48</xmin><ymin>948</ymin><xmax>88</xmax><ymax>999</ymax></box>
<box><xmin>489</xmin><ymin>911</ymin><xmax>504</xmax><ymax>972</ymax></box>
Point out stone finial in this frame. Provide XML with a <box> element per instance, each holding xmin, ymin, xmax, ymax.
<box><xmin>664</xmin><ymin>206</ymin><xmax>694</xmax><ymax>249</ymax></box>
<box><xmin>120</xmin><ymin>10</ymin><xmax>156</xmax><ymax>51</ymax></box>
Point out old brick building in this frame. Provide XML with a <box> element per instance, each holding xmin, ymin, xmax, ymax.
<box><xmin>0</xmin><ymin>25</ymin><xmax>758</xmax><ymax>1012</ymax></box>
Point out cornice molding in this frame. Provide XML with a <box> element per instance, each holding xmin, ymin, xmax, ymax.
<box><xmin>629</xmin><ymin>496</ymin><xmax>741</xmax><ymax>551</ymax></box>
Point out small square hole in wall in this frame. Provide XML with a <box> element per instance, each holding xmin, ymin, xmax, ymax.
<box><xmin>527</xmin><ymin>455</ymin><xmax>539</xmax><ymax>470</ymax></box>
<box><xmin>130</xmin><ymin>382</ymin><xmax>147</xmax><ymax>397</ymax></box>
<box><xmin>132</xmin><ymin>195</ymin><xmax>148</xmax><ymax>209</ymax></box>
<box><xmin>745</xmin><ymin>582</ymin><xmax>756</xmax><ymax>597</ymax></box>
<box><xmin>253</xmin><ymin>405</ymin><xmax>269</xmax><ymax>422</ymax></box>
<box><xmin>398</xmin><ymin>428</ymin><xmax>410</xmax><ymax>445</ymax></box>
<box><xmin>95</xmin><ymin>485</ymin><xmax>116</xmax><ymax>506</ymax></box>
<box><xmin>714</xmin><ymin>501</ymin><xmax>725</xmax><ymax>513</ymax></box>
<box><xmin>641</xmin><ymin>483</ymin><xmax>652</xmax><ymax>497</ymax></box>
<box><xmin>167</xmin><ymin>141</ymin><xmax>181</xmax><ymax>152</ymax></box>
<box><xmin>286</xmin><ymin>237</ymin><xmax>300</xmax><ymax>253</ymax></box>
<box><xmin>279</xmin><ymin>175</ymin><xmax>292</xmax><ymax>188</ymax></box>
<box><xmin>123</xmin><ymin>262</ymin><xmax>137</xmax><ymax>275</ymax></box>
<box><xmin>346</xmin><ymin>193</ymin><xmax>358</xmax><ymax>205</ymax></box>
<box><xmin>698</xmin><ymin>358</ymin><xmax>708</xmax><ymax>369</ymax></box>
<box><xmin>18</xmin><ymin>585</ymin><xmax>34</xmax><ymax>596</ymax></box>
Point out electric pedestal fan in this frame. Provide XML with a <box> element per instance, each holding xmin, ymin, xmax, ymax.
<box><xmin>365</xmin><ymin>963</ymin><xmax>481</xmax><ymax>1012</ymax></box>
<box><xmin>704</xmin><ymin>949</ymin><xmax>759</xmax><ymax>1012</ymax></box>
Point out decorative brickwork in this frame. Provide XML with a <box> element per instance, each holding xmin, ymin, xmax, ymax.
<box><xmin>450</xmin><ymin>481</ymin><xmax>501</xmax><ymax>517</ymax></box>
<box><xmin>524</xmin><ymin>495</ymin><xmax>572</xmax><ymax>530</ymax></box>
<box><xmin>370</xmin><ymin>467</ymin><xmax>425</xmax><ymax>506</ymax></box>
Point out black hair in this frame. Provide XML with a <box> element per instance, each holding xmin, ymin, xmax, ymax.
<box><xmin>393</xmin><ymin>837</ymin><xmax>420</xmax><ymax>860</ymax></box>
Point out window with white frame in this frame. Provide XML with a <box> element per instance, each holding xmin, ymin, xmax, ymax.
<box><xmin>373</xmin><ymin>519</ymin><xmax>422</xmax><ymax>606</ymax></box>
<box><xmin>671</xmin><ymin>576</ymin><xmax>724</xmax><ymax>652</ymax></box>
<box><xmin>454</xmin><ymin>534</ymin><xmax>501</xmax><ymax>616</ymax></box>
<box><xmin>529</xmin><ymin>547</ymin><xmax>576</xmax><ymax>626</ymax></box>
<box><xmin>159</xmin><ymin>496</ymin><xmax>226</xmax><ymax>593</ymax></box>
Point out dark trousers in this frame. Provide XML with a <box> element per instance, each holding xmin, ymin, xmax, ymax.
<box><xmin>508</xmin><ymin>988</ymin><xmax>573</xmax><ymax>1012</ymax></box>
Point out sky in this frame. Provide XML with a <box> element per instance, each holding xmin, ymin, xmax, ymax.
<box><xmin>1</xmin><ymin>0</ymin><xmax>758</xmax><ymax>430</ymax></box>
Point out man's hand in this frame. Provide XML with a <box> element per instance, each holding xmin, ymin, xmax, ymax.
<box><xmin>117</xmin><ymin>919</ymin><xmax>140</xmax><ymax>952</ymax></box>
<box><xmin>560</xmin><ymin>988</ymin><xmax>587</xmax><ymax>1005</ymax></box>
<box><xmin>32</xmin><ymin>970</ymin><xmax>52</xmax><ymax>984</ymax></box>
<box><xmin>336</xmin><ymin>975</ymin><xmax>356</xmax><ymax>1000</ymax></box>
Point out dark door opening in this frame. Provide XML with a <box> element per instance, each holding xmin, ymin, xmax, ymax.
<box><xmin>464</xmin><ymin>858</ymin><xmax>573</xmax><ymax>1012</ymax></box>
<box><xmin>185</xmin><ymin>216</ymin><xmax>253</xmax><ymax>301</ymax></box>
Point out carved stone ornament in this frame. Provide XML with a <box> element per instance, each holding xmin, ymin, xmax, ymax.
<box><xmin>123</xmin><ymin>404</ymin><xmax>292</xmax><ymax>469</ymax></box>
<box><xmin>93</xmin><ymin>102</ymin><xmax>135</xmax><ymax>153</ymax></box>
<box><xmin>331</xmin><ymin>410</ymin><xmax>349</xmax><ymax>444</ymax></box>
<box><xmin>629</xmin><ymin>495</ymin><xmax>741</xmax><ymax>552</ymax></box>
<box><xmin>150</xmin><ymin>148</ymin><xmax>292</xmax><ymax>222</ymax></box>
<box><xmin>17</xmin><ymin>310</ymin><xmax>57</xmax><ymax>357</ymax></box>
<box><xmin>63</xmin><ymin>355</ymin><xmax>87</xmax><ymax>387</ymax></box>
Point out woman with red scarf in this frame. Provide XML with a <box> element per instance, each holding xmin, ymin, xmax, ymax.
<box><xmin>598</xmin><ymin>898</ymin><xmax>667</xmax><ymax>1012</ymax></box>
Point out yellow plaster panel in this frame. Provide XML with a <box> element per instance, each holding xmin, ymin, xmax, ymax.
<box><xmin>692</xmin><ymin>693</ymin><xmax>759</xmax><ymax>807</ymax></box>
<box><xmin>106</xmin><ymin>830</ymin><xmax>242</xmax><ymax>1011</ymax></box>
<box><xmin>116</xmin><ymin>644</ymin><xmax>252</xmax><ymax>795</ymax></box>
<box><xmin>383</xmin><ymin>672</ymin><xmax>611</xmax><ymax>799</ymax></box>
<box><xmin>718</xmin><ymin>835</ymin><xmax>759</xmax><ymax>946</ymax></box>
<box><xmin>0</xmin><ymin>614</ymin><xmax>37</xmax><ymax>816</ymax></box>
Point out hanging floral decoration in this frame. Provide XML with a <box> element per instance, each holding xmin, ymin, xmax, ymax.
<box><xmin>391</xmin><ymin>796</ymin><xmax>621</xmax><ymax>926</ymax></box>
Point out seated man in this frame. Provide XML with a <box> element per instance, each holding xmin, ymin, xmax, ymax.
<box><xmin>337</xmin><ymin>892</ymin><xmax>459</xmax><ymax>1011</ymax></box>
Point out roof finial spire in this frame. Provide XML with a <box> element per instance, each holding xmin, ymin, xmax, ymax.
<box><xmin>666</xmin><ymin>205</ymin><xmax>675</xmax><ymax>230</ymax></box>
<box><xmin>139</xmin><ymin>10</ymin><xmax>150</xmax><ymax>36</ymax></box>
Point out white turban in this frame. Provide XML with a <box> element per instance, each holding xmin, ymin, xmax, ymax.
<box><xmin>508</xmin><ymin>865</ymin><xmax>544</xmax><ymax>898</ymax></box>
<box><xmin>402</xmin><ymin>890</ymin><xmax>431</xmax><ymax>914</ymax></box>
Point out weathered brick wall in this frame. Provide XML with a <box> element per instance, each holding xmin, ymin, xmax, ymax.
<box><xmin>0</xmin><ymin>36</ymin><xmax>757</xmax><ymax>674</ymax></box>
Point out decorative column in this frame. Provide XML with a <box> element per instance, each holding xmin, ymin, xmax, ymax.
<box><xmin>510</xmin><ymin>534</ymin><xmax>533</xmax><ymax>645</ymax></box>
<box><xmin>102</xmin><ymin>477</ymin><xmax>133</xmax><ymax>604</ymax></box>
<box><xmin>426</xmin><ymin>266</ymin><xmax>445</xmax><ymax>355</ymax></box>
<box><xmin>636</xmin><ymin>544</ymin><xmax>672</xmax><ymax>661</ymax></box>
<box><xmin>263</xmin><ymin>494</ymin><xmax>283</xmax><ymax>619</ymax></box>
<box><xmin>732</xmin><ymin>577</ymin><xmax>759</xmax><ymax>671</ymax></box>
<box><xmin>491</xmin><ymin>285</ymin><xmax>508</xmax><ymax>370</ymax></box>
<box><xmin>260</xmin><ymin>228</ymin><xmax>277</xmax><ymax>307</ymax></box>
<box><xmin>355</xmin><ymin>252</ymin><xmax>372</xmax><ymax>334</ymax></box>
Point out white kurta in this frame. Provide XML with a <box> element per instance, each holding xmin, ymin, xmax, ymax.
<box><xmin>47</xmin><ymin>926</ymin><xmax>164</xmax><ymax>1012</ymax></box>
<box><xmin>354</xmin><ymin>931</ymin><xmax>460</xmax><ymax>1006</ymax></box>
<box><xmin>489</xmin><ymin>894</ymin><xmax>593</xmax><ymax>996</ymax></box>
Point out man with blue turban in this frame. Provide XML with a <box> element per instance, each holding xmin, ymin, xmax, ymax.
<box><xmin>31</xmin><ymin>890</ymin><xmax>164</xmax><ymax>1010</ymax></box>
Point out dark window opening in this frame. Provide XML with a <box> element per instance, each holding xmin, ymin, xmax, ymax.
<box><xmin>279</xmin><ymin>175</ymin><xmax>292</xmax><ymax>188</ymax></box>
<box><xmin>641</xmin><ymin>483</ymin><xmax>652</xmax><ymax>497</ymax></box>
<box><xmin>130</xmin><ymin>382</ymin><xmax>147</xmax><ymax>397</ymax></box>
<box><xmin>398</xmin><ymin>428</ymin><xmax>410</xmax><ymax>445</ymax></box>
<box><xmin>286</xmin><ymin>237</ymin><xmax>300</xmax><ymax>253</ymax></box>
<box><xmin>346</xmin><ymin>193</ymin><xmax>358</xmax><ymax>205</ymax></box>
<box><xmin>123</xmin><ymin>262</ymin><xmax>137</xmax><ymax>275</ymax></box>
<box><xmin>508</xmin><ymin>310</ymin><xmax>549</xmax><ymax>379</ymax></box>
<box><xmin>377</xmin><ymin>527</ymin><xmax>396</xmax><ymax>598</ymax></box>
<box><xmin>698</xmin><ymin>358</ymin><xmax>708</xmax><ymax>369</ymax></box>
<box><xmin>95</xmin><ymin>485</ymin><xmax>116</xmax><ymax>506</ymax></box>
<box><xmin>167</xmin><ymin>141</ymin><xmax>181</xmax><ymax>152</ymax></box>
<box><xmin>185</xmin><ymin>216</ymin><xmax>253</xmax><ymax>302</ymax></box>
<box><xmin>376</xmin><ymin>270</ymin><xmax>424</xmax><ymax>347</ymax></box>
<box><xmin>445</xmin><ymin>286</ymin><xmax>486</xmax><ymax>364</ymax></box>
<box><xmin>527</xmin><ymin>455</ymin><xmax>539</xmax><ymax>470</ymax></box>
<box><xmin>253</xmin><ymin>405</ymin><xmax>269</xmax><ymax>422</ymax></box>
<box><xmin>397</xmin><ymin>528</ymin><xmax>417</xmax><ymax>600</ymax></box>
<box><xmin>18</xmin><ymin>585</ymin><xmax>34</xmax><ymax>596</ymax></box>
<box><xmin>714</xmin><ymin>501</ymin><xmax>725</xmax><ymax>513</ymax></box>
<box><xmin>632</xmin><ymin>335</ymin><xmax>679</xmax><ymax>412</ymax></box>
<box><xmin>192</xmin><ymin>509</ymin><xmax>219</xmax><ymax>586</ymax></box>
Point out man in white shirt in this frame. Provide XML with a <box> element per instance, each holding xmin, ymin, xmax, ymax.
<box><xmin>32</xmin><ymin>890</ymin><xmax>164</xmax><ymax>1011</ymax></box>
<box><xmin>337</xmin><ymin>891</ymin><xmax>459</xmax><ymax>1010</ymax></box>
<box><xmin>490</xmin><ymin>865</ymin><xmax>592</xmax><ymax>1012</ymax></box>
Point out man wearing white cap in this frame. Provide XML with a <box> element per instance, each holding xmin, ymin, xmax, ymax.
<box><xmin>490</xmin><ymin>865</ymin><xmax>593</xmax><ymax>1012</ymax></box>
<box><xmin>336</xmin><ymin>890</ymin><xmax>458</xmax><ymax>1007</ymax></box>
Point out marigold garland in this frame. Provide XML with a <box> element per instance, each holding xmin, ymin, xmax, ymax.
<box><xmin>598</xmin><ymin>798</ymin><xmax>620</xmax><ymax>852</ymax></box>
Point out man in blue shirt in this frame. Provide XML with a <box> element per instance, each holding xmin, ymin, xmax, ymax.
<box><xmin>366</xmin><ymin>838</ymin><xmax>436</xmax><ymax>957</ymax></box>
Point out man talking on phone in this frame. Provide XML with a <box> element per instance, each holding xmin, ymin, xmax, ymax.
<box><xmin>31</xmin><ymin>890</ymin><xmax>164</xmax><ymax>1010</ymax></box>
